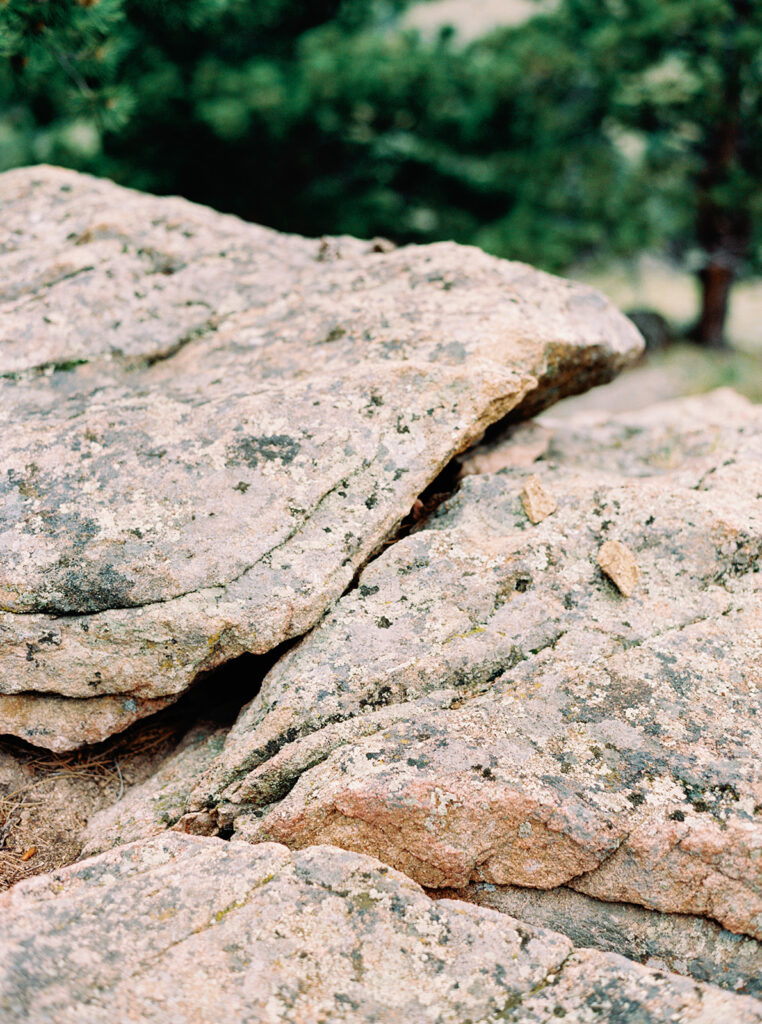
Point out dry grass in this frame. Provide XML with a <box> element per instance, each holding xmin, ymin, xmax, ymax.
<box><xmin>0</xmin><ymin>724</ymin><xmax>180</xmax><ymax>890</ymax></box>
<box><xmin>0</xmin><ymin>642</ymin><xmax>270</xmax><ymax>890</ymax></box>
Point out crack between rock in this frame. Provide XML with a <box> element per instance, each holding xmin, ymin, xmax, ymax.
<box><xmin>3</xmin><ymin>466</ymin><xmax>366</xmax><ymax>621</ymax></box>
<box><xmin>562</xmin><ymin>829</ymin><xmax>632</xmax><ymax>894</ymax></box>
<box><xmin>601</xmin><ymin>605</ymin><xmax>740</xmax><ymax>662</ymax></box>
<box><xmin>212</xmin><ymin>627</ymin><xmax>569</xmax><ymax>815</ymax></box>
<box><xmin>219</xmin><ymin>700</ymin><xmax>443</xmax><ymax>817</ymax></box>
<box><xmin>428</xmin><ymin>879</ymin><xmax>759</xmax><ymax>940</ymax></box>
<box><xmin>2</xmin><ymin>263</ymin><xmax>97</xmax><ymax>312</ymax></box>
<box><xmin>2</xmin><ymin>387</ymin><xmax>547</xmax><ymax>762</ymax></box>
<box><xmin>132</xmin><ymin>314</ymin><xmax>221</xmax><ymax>369</ymax></box>
<box><xmin>564</xmin><ymin>827</ymin><xmax>762</xmax><ymax>941</ymax></box>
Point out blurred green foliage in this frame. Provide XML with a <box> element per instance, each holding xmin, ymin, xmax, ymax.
<box><xmin>2</xmin><ymin>0</ymin><xmax>761</xmax><ymax>343</ymax></box>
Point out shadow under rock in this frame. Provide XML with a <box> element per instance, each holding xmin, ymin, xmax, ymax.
<box><xmin>0</xmin><ymin>642</ymin><xmax>294</xmax><ymax>888</ymax></box>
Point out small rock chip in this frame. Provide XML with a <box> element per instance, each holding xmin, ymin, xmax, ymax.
<box><xmin>598</xmin><ymin>539</ymin><xmax>639</xmax><ymax>596</ymax></box>
<box><xmin>520</xmin><ymin>474</ymin><xmax>557</xmax><ymax>523</ymax></box>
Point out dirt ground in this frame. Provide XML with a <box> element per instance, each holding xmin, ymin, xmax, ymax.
<box><xmin>0</xmin><ymin>654</ymin><xmax>257</xmax><ymax>890</ymax></box>
<box><xmin>0</xmin><ymin>726</ymin><xmax>184</xmax><ymax>890</ymax></box>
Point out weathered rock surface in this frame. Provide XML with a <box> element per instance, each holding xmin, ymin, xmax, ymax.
<box><xmin>0</xmin><ymin>166</ymin><xmax>642</xmax><ymax>750</ymax></box>
<box><xmin>185</xmin><ymin>389</ymin><xmax>761</xmax><ymax>943</ymax></box>
<box><xmin>433</xmin><ymin>882</ymin><xmax>762</xmax><ymax>997</ymax></box>
<box><xmin>2</xmin><ymin>833</ymin><xmax>761</xmax><ymax>1024</ymax></box>
<box><xmin>82</xmin><ymin>722</ymin><xmax>225</xmax><ymax>857</ymax></box>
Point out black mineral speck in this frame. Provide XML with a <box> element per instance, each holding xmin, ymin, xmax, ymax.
<box><xmin>226</xmin><ymin>435</ymin><xmax>300</xmax><ymax>468</ymax></box>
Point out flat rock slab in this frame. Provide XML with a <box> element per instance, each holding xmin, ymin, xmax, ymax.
<box><xmin>0</xmin><ymin>166</ymin><xmax>641</xmax><ymax>750</ymax></box>
<box><xmin>1</xmin><ymin>834</ymin><xmax>760</xmax><ymax>1024</ymax></box>
<box><xmin>186</xmin><ymin>390</ymin><xmax>762</xmax><ymax>940</ymax></box>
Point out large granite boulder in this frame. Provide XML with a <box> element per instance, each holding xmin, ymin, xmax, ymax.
<box><xmin>0</xmin><ymin>166</ymin><xmax>642</xmax><ymax>750</ymax></box>
<box><xmin>1</xmin><ymin>833</ymin><xmax>760</xmax><ymax>1023</ymax></box>
<box><xmin>179</xmin><ymin>390</ymin><xmax>761</xmax><ymax>944</ymax></box>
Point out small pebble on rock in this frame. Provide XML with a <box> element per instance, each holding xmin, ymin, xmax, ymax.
<box><xmin>598</xmin><ymin>539</ymin><xmax>639</xmax><ymax>596</ymax></box>
<box><xmin>520</xmin><ymin>474</ymin><xmax>557</xmax><ymax>523</ymax></box>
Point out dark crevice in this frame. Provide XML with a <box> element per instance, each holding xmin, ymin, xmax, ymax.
<box><xmin>338</xmin><ymin>457</ymin><xmax>464</xmax><ymax>602</ymax></box>
<box><xmin>378</xmin><ymin>458</ymin><xmax>464</xmax><ymax>554</ymax></box>
<box><xmin>395</xmin><ymin>455</ymin><xmax>464</xmax><ymax>535</ymax></box>
<box><xmin>215</xmin><ymin>629</ymin><xmax>567</xmax><ymax>821</ymax></box>
<box><xmin>138</xmin><ymin>316</ymin><xmax>219</xmax><ymax>368</ymax></box>
<box><xmin>133</xmin><ymin>633</ymin><xmax>300</xmax><ymax>736</ymax></box>
<box><xmin>1</xmin><ymin>452</ymin><xmax>466</xmax><ymax>773</ymax></box>
<box><xmin>0</xmin><ymin>638</ymin><xmax>297</xmax><ymax>763</ymax></box>
<box><xmin>159</xmin><ymin>644</ymin><xmax>282</xmax><ymax>731</ymax></box>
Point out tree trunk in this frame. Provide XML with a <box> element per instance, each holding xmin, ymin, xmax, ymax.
<box><xmin>693</xmin><ymin>260</ymin><xmax>734</xmax><ymax>349</ymax></box>
<box><xmin>690</xmin><ymin>82</ymin><xmax>749</xmax><ymax>348</ymax></box>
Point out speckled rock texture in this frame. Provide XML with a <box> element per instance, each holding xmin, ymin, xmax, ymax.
<box><xmin>1</xmin><ymin>833</ymin><xmax>761</xmax><ymax>1024</ymax></box>
<box><xmin>185</xmin><ymin>389</ymin><xmax>761</xmax><ymax>941</ymax></box>
<box><xmin>432</xmin><ymin>882</ymin><xmax>762</xmax><ymax>997</ymax></box>
<box><xmin>0</xmin><ymin>166</ymin><xmax>642</xmax><ymax>750</ymax></box>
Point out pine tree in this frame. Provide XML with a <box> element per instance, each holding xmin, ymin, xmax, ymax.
<box><xmin>475</xmin><ymin>0</ymin><xmax>762</xmax><ymax>347</ymax></box>
<box><xmin>0</xmin><ymin>0</ymin><xmax>413</xmax><ymax>210</ymax></box>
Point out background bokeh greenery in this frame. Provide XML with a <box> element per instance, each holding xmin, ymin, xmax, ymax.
<box><xmin>2</xmin><ymin>0</ymin><xmax>762</xmax><ymax>348</ymax></box>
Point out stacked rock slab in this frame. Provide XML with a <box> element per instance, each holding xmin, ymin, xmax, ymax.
<box><xmin>0</xmin><ymin>166</ymin><xmax>642</xmax><ymax>750</ymax></box>
<box><xmin>167</xmin><ymin>390</ymin><xmax>762</xmax><ymax>953</ymax></box>
<box><xmin>4</xmin><ymin>168</ymin><xmax>759</xmax><ymax>1022</ymax></box>
<box><xmin>1</xmin><ymin>833</ymin><xmax>761</xmax><ymax>1023</ymax></box>
<box><xmin>431</xmin><ymin>882</ymin><xmax>762</xmax><ymax>998</ymax></box>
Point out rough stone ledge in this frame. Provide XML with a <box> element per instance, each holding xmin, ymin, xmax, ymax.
<box><xmin>431</xmin><ymin>881</ymin><xmax>762</xmax><ymax>997</ymax></box>
<box><xmin>1</xmin><ymin>833</ymin><xmax>761</xmax><ymax>1023</ymax></box>
<box><xmin>172</xmin><ymin>390</ymin><xmax>762</xmax><ymax>940</ymax></box>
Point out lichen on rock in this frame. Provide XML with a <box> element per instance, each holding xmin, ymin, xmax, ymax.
<box><xmin>0</xmin><ymin>165</ymin><xmax>642</xmax><ymax>750</ymax></box>
<box><xmin>183</xmin><ymin>390</ymin><xmax>761</xmax><ymax>941</ymax></box>
<box><xmin>1</xmin><ymin>833</ymin><xmax>761</xmax><ymax>1023</ymax></box>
